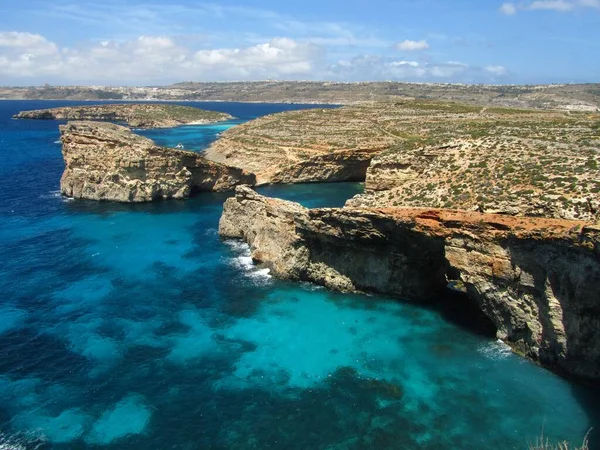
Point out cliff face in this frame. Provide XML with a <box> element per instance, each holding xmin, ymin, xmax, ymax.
<box><xmin>60</xmin><ymin>121</ymin><xmax>254</xmax><ymax>202</ymax></box>
<box><xmin>220</xmin><ymin>187</ymin><xmax>600</xmax><ymax>381</ymax></box>
<box><xmin>207</xmin><ymin>100</ymin><xmax>598</xmax><ymax>220</ymax></box>
<box><xmin>204</xmin><ymin>106</ymin><xmax>393</xmax><ymax>184</ymax></box>
<box><xmin>269</xmin><ymin>149</ymin><xmax>378</xmax><ymax>184</ymax></box>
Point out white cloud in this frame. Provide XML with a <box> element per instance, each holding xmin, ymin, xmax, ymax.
<box><xmin>0</xmin><ymin>32</ymin><xmax>58</xmax><ymax>56</ymax></box>
<box><xmin>0</xmin><ymin>30</ymin><xmax>509</xmax><ymax>84</ymax></box>
<box><xmin>499</xmin><ymin>3</ymin><xmax>518</xmax><ymax>14</ymax></box>
<box><xmin>396</xmin><ymin>40</ymin><xmax>430</xmax><ymax>51</ymax></box>
<box><xmin>191</xmin><ymin>38</ymin><xmax>321</xmax><ymax>77</ymax></box>
<box><xmin>327</xmin><ymin>56</ymin><xmax>506</xmax><ymax>83</ymax></box>
<box><xmin>0</xmin><ymin>32</ymin><xmax>322</xmax><ymax>83</ymax></box>
<box><xmin>485</xmin><ymin>65</ymin><xmax>508</xmax><ymax>76</ymax></box>
<box><xmin>502</xmin><ymin>0</ymin><xmax>600</xmax><ymax>13</ymax></box>
<box><xmin>529</xmin><ymin>0</ymin><xmax>574</xmax><ymax>11</ymax></box>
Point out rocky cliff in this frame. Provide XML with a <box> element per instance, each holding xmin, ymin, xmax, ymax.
<box><xmin>220</xmin><ymin>186</ymin><xmax>600</xmax><ymax>381</ymax></box>
<box><xmin>207</xmin><ymin>100</ymin><xmax>599</xmax><ymax>220</ymax></box>
<box><xmin>204</xmin><ymin>106</ymin><xmax>393</xmax><ymax>184</ymax></box>
<box><xmin>15</xmin><ymin>104</ymin><xmax>233</xmax><ymax>128</ymax></box>
<box><xmin>60</xmin><ymin>121</ymin><xmax>254</xmax><ymax>202</ymax></box>
<box><xmin>347</xmin><ymin>134</ymin><xmax>600</xmax><ymax>222</ymax></box>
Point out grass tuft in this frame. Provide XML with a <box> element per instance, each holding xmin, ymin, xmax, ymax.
<box><xmin>528</xmin><ymin>429</ymin><xmax>592</xmax><ymax>450</ymax></box>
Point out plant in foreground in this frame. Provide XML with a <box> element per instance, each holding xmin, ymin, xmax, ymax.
<box><xmin>528</xmin><ymin>429</ymin><xmax>592</xmax><ymax>450</ymax></box>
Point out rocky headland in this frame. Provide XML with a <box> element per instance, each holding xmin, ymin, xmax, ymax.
<box><xmin>220</xmin><ymin>186</ymin><xmax>600</xmax><ymax>381</ymax></box>
<box><xmin>14</xmin><ymin>103</ymin><xmax>233</xmax><ymax>129</ymax></box>
<box><xmin>207</xmin><ymin>100</ymin><xmax>599</xmax><ymax>221</ymax></box>
<box><xmin>212</xmin><ymin>99</ymin><xmax>600</xmax><ymax>381</ymax></box>
<box><xmin>204</xmin><ymin>106</ymin><xmax>390</xmax><ymax>184</ymax></box>
<box><xmin>34</xmin><ymin>95</ymin><xmax>600</xmax><ymax>381</ymax></box>
<box><xmin>60</xmin><ymin>121</ymin><xmax>254</xmax><ymax>202</ymax></box>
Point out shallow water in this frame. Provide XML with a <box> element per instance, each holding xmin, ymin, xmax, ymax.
<box><xmin>0</xmin><ymin>100</ymin><xmax>598</xmax><ymax>450</ymax></box>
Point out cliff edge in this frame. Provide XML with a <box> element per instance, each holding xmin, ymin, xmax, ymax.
<box><xmin>220</xmin><ymin>186</ymin><xmax>600</xmax><ymax>381</ymax></box>
<box><xmin>207</xmin><ymin>100</ymin><xmax>599</xmax><ymax>221</ymax></box>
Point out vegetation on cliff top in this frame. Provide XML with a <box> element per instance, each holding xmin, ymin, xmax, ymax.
<box><xmin>210</xmin><ymin>98</ymin><xmax>598</xmax><ymax>221</ymax></box>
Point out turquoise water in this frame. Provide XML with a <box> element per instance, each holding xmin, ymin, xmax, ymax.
<box><xmin>0</xmin><ymin>101</ymin><xmax>598</xmax><ymax>449</ymax></box>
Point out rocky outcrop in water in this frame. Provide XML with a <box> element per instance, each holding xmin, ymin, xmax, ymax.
<box><xmin>14</xmin><ymin>104</ymin><xmax>233</xmax><ymax>129</ymax></box>
<box><xmin>220</xmin><ymin>186</ymin><xmax>600</xmax><ymax>381</ymax></box>
<box><xmin>60</xmin><ymin>121</ymin><xmax>254</xmax><ymax>202</ymax></box>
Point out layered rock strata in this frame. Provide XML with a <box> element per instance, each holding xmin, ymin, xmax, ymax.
<box><xmin>220</xmin><ymin>186</ymin><xmax>600</xmax><ymax>381</ymax></box>
<box><xmin>14</xmin><ymin>104</ymin><xmax>233</xmax><ymax>128</ymax></box>
<box><xmin>347</xmin><ymin>135</ymin><xmax>600</xmax><ymax>222</ymax></box>
<box><xmin>60</xmin><ymin>121</ymin><xmax>254</xmax><ymax>202</ymax></box>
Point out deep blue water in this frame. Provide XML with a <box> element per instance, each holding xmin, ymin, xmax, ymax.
<box><xmin>0</xmin><ymin>100</ymin><xmax>598</xmax><ymax>450</ymax></box>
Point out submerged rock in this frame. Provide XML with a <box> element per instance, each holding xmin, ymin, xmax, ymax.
<box><xmin>60</xmin><ymin>121</ymin><xmax>255</xmax><ymax>202</ymax></box>
<box><xmin>220</xmin><ymin>186</ymin><xmax>600</xmax><ymax>381</ymax></box>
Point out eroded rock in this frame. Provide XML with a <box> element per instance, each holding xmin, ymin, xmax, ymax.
<box><xmin>220</xmin><ymin>186</ymin><xmax>600</xmax><ymax>381</ymax></box>
<box><xmin>60</xmin><ymin>121</ymin><xmax>254</xmax><ymax>202</ymax></box>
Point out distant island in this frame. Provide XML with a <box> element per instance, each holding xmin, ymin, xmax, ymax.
<box><xmin>2</xmin><ymin>81</ymin><xmax>600</xmax><ymax>111</ymax></box>
<box><xmin>13</xmin><ymin>103</ymin><xmax>233</xmax><ymax>129</ymax></box>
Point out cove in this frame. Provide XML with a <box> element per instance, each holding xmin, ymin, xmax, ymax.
<box><xmin>0</xmin><ymin>100</ymin><xmax>598</xmax><ymax>450</ymax></box>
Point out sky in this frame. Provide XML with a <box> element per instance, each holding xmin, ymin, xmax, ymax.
<box><xmin>0</xmin><ymin>0</ymin><xmax>598</xmax><ymax>85</ymax></box>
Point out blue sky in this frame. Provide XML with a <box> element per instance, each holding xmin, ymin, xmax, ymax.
<box><xmin>0</xmin><ymin>0</ymin><xmax>598</xmax><ymax>85</ymax></box>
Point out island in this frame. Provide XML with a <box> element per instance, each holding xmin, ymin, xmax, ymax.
<box><xmin>13</xmin><ymin>103</ymin><xmax>233</xmax><ymax>129</ymax></box>
<box><xmin>209</xmin><ymin>98</ymin><xmax>599</xmax><ymax>382</ymax></box>
<box><xmin>60</xmin><ymin>121</ymin><xmax>254</xmax><ymax>202</ymax></box>
<box><xmin>2</xmin><ymin>81</ymin><xmax>599</xmax><ymax>111</ymax></box>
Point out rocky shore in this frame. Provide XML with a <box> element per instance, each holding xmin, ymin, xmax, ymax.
<box><xmin>60</xmin><ymin>121</ymin><xmax>254</xmax><ymax>202</ymax></box>
<box><xmin>220</xmin><ymin>186</ymin><xmax>600</xmax><ymax>381</ymax></box>
<box><xmin>14</xmin><ymin>103</ymin><xmax>233</xmax><ymax>129</ymax></box>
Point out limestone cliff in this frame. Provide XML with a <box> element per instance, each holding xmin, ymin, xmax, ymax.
<box><xmin>204</xmin><ymin>106</ymin><xmax>392</xmax><ymax>184</ymax></box>
<box><xmin>207</xmin><ymin>100</ymin><xmax>599</xmax><ymax>220</ymax></box>
<box><xmin>60</xmin><ymin>121</ymin><xmax>255</xmax><ymax>202</ymax></box>
<box><xmin>220</xmin><ymin>186</ymin><xmax>600</xmax><ymax>381</ymax></box>
<box><xmin>347</xmin><ymin>135</ymin><xmax>600</xmax><ymax>222</ymax></box>
<box><xmin>15</xmin><ymin>104</ymin><xmax>233</xmax><ymax>129</ymax></box>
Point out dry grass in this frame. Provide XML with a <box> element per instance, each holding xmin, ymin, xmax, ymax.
<box><xmin>528</xmin><ymin>430</ymin><xmax>591</xmax><ymax>450</ymax></box>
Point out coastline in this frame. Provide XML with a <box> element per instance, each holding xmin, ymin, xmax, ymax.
<box><xmin>219</xmin><ymin>186</ymin><xmax>600</xmax><ymax>383</ymax></box>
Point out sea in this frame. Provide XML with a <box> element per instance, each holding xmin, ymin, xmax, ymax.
<box><xmin>0</xmin><ymin>100</ymin><xmax>598</xmax><ymax>450</ymax></box>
